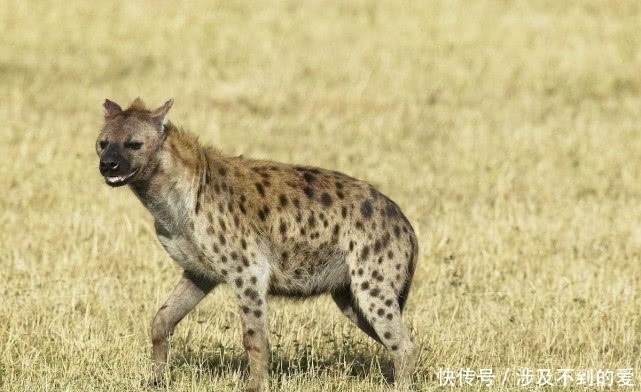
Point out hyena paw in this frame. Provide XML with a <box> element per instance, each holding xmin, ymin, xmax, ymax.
<box><xmin>146</xmin><ymin>373</ymin><xmax>167</xmax><ymax>389</ymax></box>
<box><xmin>245</xmin><ymin>379</ymin><xmax>268</xmax><ymax>392</ymax></box>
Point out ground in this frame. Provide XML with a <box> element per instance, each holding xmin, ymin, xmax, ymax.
<box><xmin>1</xmin><ymin>1</ymin><xmax>641</xmax><ymax>391</ymax></box>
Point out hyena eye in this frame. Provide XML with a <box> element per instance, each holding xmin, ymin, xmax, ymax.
<box><xmin>99</xmin><ymin>140</ymin><xmax>108</xmax><ymax>149</ymax></box>
<box><xmin>124</xmin><ymin>141</ymin><xmax>143</xmax><ymax>150</ymax></box>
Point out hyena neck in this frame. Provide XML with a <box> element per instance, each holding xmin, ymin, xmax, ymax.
<box><xmin>130</xmin><ymin>123</ymin><xmax>209</xmax><ymax>227</ymax></box>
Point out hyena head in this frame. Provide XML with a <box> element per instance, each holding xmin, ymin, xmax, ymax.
<box><xmin>96</xmin><ymin>98</ymin><xmax>173</xmax><ymax>187</ymax></box>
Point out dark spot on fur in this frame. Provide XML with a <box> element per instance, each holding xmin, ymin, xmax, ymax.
<box><xmin>246</xmin><ymin>329</ymin><xmax>255</xmax><ymax>336</ymax></box>
<box><xmin>333</xmin><ymin>224</ymin><xmax>340</xmax><ymax>237</ymax></box>
<box><xmin>385</xmin><ymin>299</ymin><xmax>393</xmax><ymax>307</ymax></box>
<box><xmin>293</xmin><ymin>198</ymin><xmax>301</xmax><ymax>208</ymax></box>
<box><xmin>250</xmin><ymin>276</ymin><xmax>257</xmax><ymax>284</ymax></box>
<box><xmin>373</xmin><ymin>240</ymin><xmax>382</xmax><ymax>253</ymax></box>
<box><xmin>253</xmin><ymin>310</ymin><xmax>262</xmax><ymax>318</ymax></box>
<box><xmin>244</xmin><ymin>288</ymin><xmax>259</xmax><ymax>301</ymax></box>
<box><xmin>341</xmin><ymin>206</ymin><xmax>348</xmax><ymax>218</ymax></box>
<box><xmin>212</xmin><ymin>244</ymin><xmax>219</xmax><ymax>253</ymax></box>
<box><xmin>336</xmin><ymin>190</ymin><xmax>345</xmax><ymax>199</ymax></box>
<box><xmin>384</xmin><ymin>332</ymin><xmax>392</xmax><ymax>340</ymax></box>
<box><xmin>295</xmin><ymin>212</ymin><xmax>302</xmax><ymax>223</ymax></box>
<box><xmin>303</xmin><ymin>186</ymin><xmax>314</xmax><ymax>199</ymax></box>
<box><xmin>370</xmin><ymin>288</ymin><xmax>380</xmax><ymax>297</ymax></box>
<box><xmin>235</xmin><ymin>278</ymin><xmax>243</xmax><ymax>288</ymax></box>
<box><xmin>241</xmin><ymin>239</ymin><xmax>247</xmax><ymax>249</ymax></box>
<box><xmin>279</xmin><ymin>194</ymin><xmax>288</xmax><ymax>207</ymax></box>
<box><xmin>221</xmin><ymin>255</ymin><xmax>228</xmax><ymax>263</ymax></box>
<box><xmin>237</xmin><ymin>266</ymin><xmax>244</xmax><ymax>273</ymax></box>
<box><xmin>394</xmin><ymin>225</ymin><xmax>401</xmax><ymax>238</ymax></box>
<box><xmin>303</xmin><ymin>172</ymin><xmax>316</xmax><ymax>183</ymax></box>
<box><xmin>255</xmin><ymin>182</ymin><xmax>265</xmax><ymax>197</ymax></box>
<box><xmin>221</xmin><ymin>269</ymin><xmax>227</xmax><ymax>276</ymax></box>
<box><xmin>361</xmin><ymin>200</ymin><xmax>373</xmax><ymax>218</ymax></box>
<box><xmin>219</xmin><ymin>234</ymin><xmax>226</xmax><ymax>245</ymax></box>
<box><xmin>218</xmin><ymin>167</ymin><xmax>227</xmax><ymax>176</ymax></box>
<box><xmin>218</xmin><ymin>218</ymin><xmax>226</xmax><ymax>232</ymax></box>
<box><xmin>391</xmin><ymin>345</ymin><xmax>398</xmax><ymax>351</ymax></box>
<box><xmin>258</xmin><ymin>206</ymin><xmax>270</xmax><ymax>221</ymax></box>
<box><xmin>357</xmin><ymin>268</ymin><xmax>363</xmax><ymax>276</ymax></box>
<box><xmin>377</xmin><ymin>308</ymin><xmax>385</xmax><ymax>316</ymax></box>
<box><xmin>242</xmin><ymin>256</ymin><xmax>250</xmax><ymax>267</ymax></box>
<box><xmin>382</xmin><ymin>233</ymin><xmax>391</xmax><ymax>248</ymax></box>
<box><xmin>300</xmin><ymin>228</ymin><xmax>306</xmax><ymax>236</ymax></box>
<box><xmin>279</xmin><ymin>221</ymin><xmax>287</xmax><ymax>236</ymax></box>
<box><xmin>349</xmin><ymin>241</ymin><xmax>355</xmax><ymax>251</ymax></box>
<box><xmin>361</xmin><ymin>282</ymin><xmax>370</xmax><ymax>290</ymax></box>
<box><xmin>335</xmin><ymin>181</ymin><xmax>343</xmax><ymax>189</ymax></box>
<box><xmin>321</xmin><ymin>192</ymin><xmax>332</xmax><ymax>207</ymax></box>
<box><xmin>386</xmin><ymin>313</ymin><xmax>394</xmax><ymax>320</ymax></box>
<box><xmin>361</xmin><ymin>246</ymin><xmax>370</xmax><ymax>260</ymax></box>
<box><xmin>230</xmin><ymin>252</ymin><xmax>238</xmax><ymax>260</ymax></box>
<box><xmin>308</xmin><ymin>214</ymin><xmax>316</xmax><ymax>228</ymax></box>
<box><xmin>242</xmin><ymin>306</ymin><xmax>250</xmax><ymax>314</ymax></box>
<box><xmin>385</xmin><ymin>202</ymin><xmax>398</xmax><ymax>217</ymax></box>
<box><xmin>239</xmin><ymin>203</ymin><xmax>247</xmax><ymax>215</ymax></box>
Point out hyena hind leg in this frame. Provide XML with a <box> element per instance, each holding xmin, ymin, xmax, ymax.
<box><xmin>350</xmin><ymin>283</ymin><xmax>417</xmax><ymax>387</ymax></box>
<box><xmin>331</xmin><ymin>286</ymin><xmax>382</xmax><ymax>343</ymax></box>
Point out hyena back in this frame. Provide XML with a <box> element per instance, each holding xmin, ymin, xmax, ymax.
<box><xmin>96</xmin><ymin>98</ymin><xmax>419</xmax><ymax>391</ymax></box>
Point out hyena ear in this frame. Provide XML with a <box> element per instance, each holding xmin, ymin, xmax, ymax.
<box><xmin>150</xmin><ymin>99</ymin><xmax>174</xmax><ymax>130</ymax></box>
<box><xmin>103</xmin><ymin>99</ymin><xmax>122</xmax><ymax>118</ymax></box>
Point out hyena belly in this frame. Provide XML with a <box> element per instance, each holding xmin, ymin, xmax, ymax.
<box><xmin>267</xmin><ymin>242</ymin><xmax>350</xmax><ymax>297</ymax></box>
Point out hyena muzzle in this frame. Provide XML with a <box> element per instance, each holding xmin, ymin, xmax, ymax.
<box><xmin>96</xmin><ymin>98</ymin><xmax>419</xmax><ymax>391</ymax></box>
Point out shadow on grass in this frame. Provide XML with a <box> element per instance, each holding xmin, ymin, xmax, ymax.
<box><xmin>170</xmin><ymin>339</ymin><xmax>393</xmax><ymax>385</ymax></box>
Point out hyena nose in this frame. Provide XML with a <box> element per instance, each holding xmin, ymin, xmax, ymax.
<box><xmin>99</xmin><ymin>157</ymin><xmax>120</xmax><ymax>174</ymax></box>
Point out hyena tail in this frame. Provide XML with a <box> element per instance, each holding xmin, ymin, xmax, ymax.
<box><xmin>398</xmin><ymin>233</ymin><xmax>418</xmax><ymax>312</ymax></box>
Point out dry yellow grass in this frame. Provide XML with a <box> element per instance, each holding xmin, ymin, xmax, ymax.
<box><xmin>2</xmin><ymin>1</ymin><xmax>641</xmax><ymax>391</ymax></box>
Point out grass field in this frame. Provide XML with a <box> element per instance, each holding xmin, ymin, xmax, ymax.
<box><xmin>2</xmin><ymin>1</ymin><xmax>641</xmax><ymax>391</ymax></box>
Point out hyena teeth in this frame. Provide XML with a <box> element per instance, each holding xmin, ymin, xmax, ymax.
<box><xmin>97</xmin><ymin>97</ymin><xmax>419</xmax><ymax>390</ymax></box>
<box><xmin>106</xmin><ymin>171</ymin><xmax>136</xmax><ymax>184</ymax></box>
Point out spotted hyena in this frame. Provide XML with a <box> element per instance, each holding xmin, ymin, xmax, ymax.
<box><xmin>96</xmin><ymin>98</ymin><xmax>419</xmax><ymax>391</ymax></box>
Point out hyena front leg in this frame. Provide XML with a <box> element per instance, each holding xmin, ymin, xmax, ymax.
<box><xmin>150</xmin><ymin>270</ymin><xmax>216</xmax><ymax>386</ymax></box>
<box><xmin>232</xmin><ymin>265</ymin><xmax>270</xmax><ymax>392</ymax></box>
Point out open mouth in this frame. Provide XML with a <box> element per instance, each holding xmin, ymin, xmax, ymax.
<box><xmin>104</xmin><ymin>169</ymin><xmax>137</xmax><ymax>187</ymax></box>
